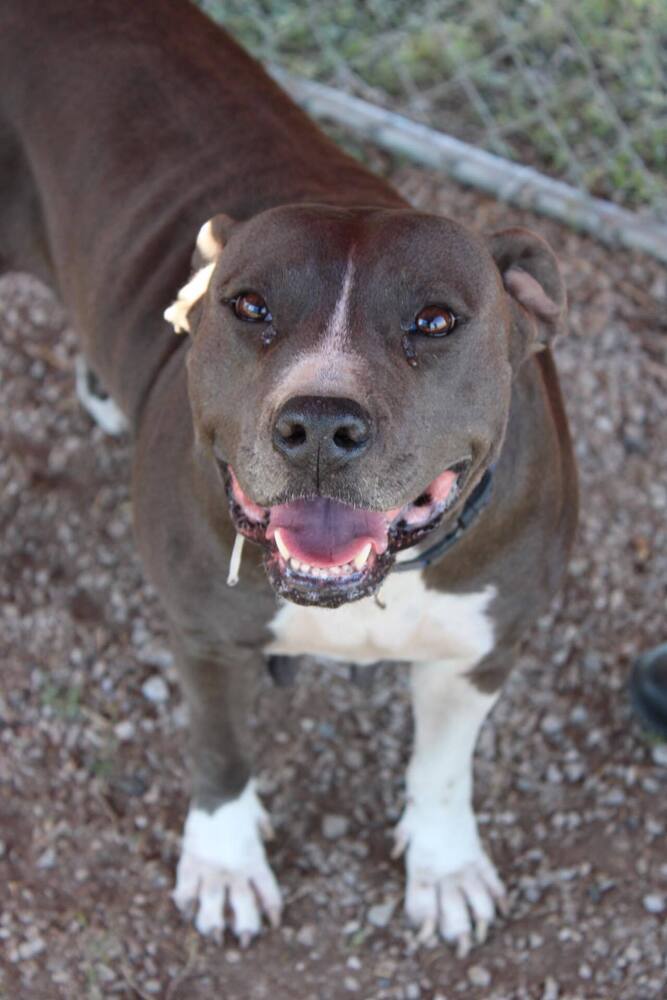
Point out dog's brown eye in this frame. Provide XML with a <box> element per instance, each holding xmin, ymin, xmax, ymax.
<box><xmin>233</xmin><ymin>291</ymin><xmax>272</xmax><ymax>323</ymax></box>
<box><xmin>414</xmin><ymin>304</ymin><xmax>456</xmax><ymax>336</ymax></box>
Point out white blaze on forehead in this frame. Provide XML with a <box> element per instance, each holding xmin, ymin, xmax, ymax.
<box><xmin>164</xmin><ymin>261</ymin><xmax>215</xmax><ymax>333</ymax></box>
<box><xmin>271</xmin><ymin>255</ymin><xmax>365</xmax><ymax>404</ymax></box>
<box><xmin>324</xmin><ymin>257</ymin><xmax>355</xmax><ymax>353</ymax></box>
<box><xmin>269</xmin><ymin>347</ymin><xmax>367</xmax><ymax>409</ymax></box>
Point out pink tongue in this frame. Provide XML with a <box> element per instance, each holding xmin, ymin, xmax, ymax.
<box><xmin>267</xmin><ymin>498</ymin><xmax>388</xmax><ymax>567</ymax></box>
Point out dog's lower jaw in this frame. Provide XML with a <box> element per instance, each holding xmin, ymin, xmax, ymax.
<box><xmin>172</xmin><ymin>781</ymin><xmax>282</xmax><ymax>944</ymax></box>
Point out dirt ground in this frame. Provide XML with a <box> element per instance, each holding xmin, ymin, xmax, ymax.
<box><xmin>1</xmin><ymin>166</ymin><xmax>666</xmax><ymax>1000</ymax></box>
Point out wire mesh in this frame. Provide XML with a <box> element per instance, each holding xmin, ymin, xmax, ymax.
<box><xmin>198</xmin><ymin>0</ymin><xmax>667</xmax><ymax>222</ymax></box>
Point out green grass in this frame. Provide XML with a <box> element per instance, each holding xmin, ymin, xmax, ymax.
<box><xmin>196</xmin><ymin>0</ymin><xmax>666</xmax><ymax>214</ymax></box>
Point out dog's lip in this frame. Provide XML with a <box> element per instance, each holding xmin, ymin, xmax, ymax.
<box><xmin>221</xmin><ymin>460</ymin><xmax>470</xmax><ymax>603</ymax></box>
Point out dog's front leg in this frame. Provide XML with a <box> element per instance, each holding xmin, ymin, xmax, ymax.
<box><xmin>169</xmin><ymin>631</ymin><xmax>282</xmax><ymax>945</ymax></box>
<box><xmin>395</xmin><ymin>660</ymin><xmax>507</xmax><ymax>954</ymax></box>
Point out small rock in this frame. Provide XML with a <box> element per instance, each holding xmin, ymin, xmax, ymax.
<box><xmin>651</xmin><ymin>744</ymin><xmax>667</xmax><ymax>767</ymax></box>
<box><xmin>141</xmin><ymin>675</ymin><xmax>169</xmax><ymax>704</ymax></box>
<box><xmin>542</xmin><ymin>977</ymin><xmax>559</xmax><ymax>1000</ymax></box>
<box><xmin>36</xmin><ymin>847</ymin><xmax>56</xmax><ymax>869</ymax></box>
<box><xmin>546</xmin><ymin>763</ymin><xmax>563</xmax><ymax>784</ymax></box>
<box><xmin>114</xmin><ymin>720</ymin><xmax>136</xmax><ymax>741</ymax></box>
<box><xmin>468</xmin><ymin>966</ymin><xmax>491</xmax><ymax>988</ymax></box>
<box><xmin>405</xmin><ymin>984</ymin><xmax>421</xmax><ymax>1000</ymax></box>
<box><xmin>322</xmin><ymin>814</ymin><xmax>349</xmax><ymax>839</ymax></box>
<box><xmin>18</xmin><ymin>938</ymin><xmax>45</xmax><ymax>961</ymax></box>
<box><xmin>541</xmin><ymin>714</ymin><xmax>563</xmax><ymax>736</ymax></box>
<box><xmin>570</xmin><ymin>705</ymin><xmax>589</xmax><ymax>725</ymax></box>
<box><xmin>367</xmin><ymin>899</ymin><xmax>397</xmax><ymax>928</ymax></box>
<box><xmin>643</xmin><ymin>893</ymin><xmax>665</xmax><ymax>914</ymax></box>
<box><xmin>296</xmin><ymin>924</ymin><xmax>316</xmax><ymax>948</ymax></box>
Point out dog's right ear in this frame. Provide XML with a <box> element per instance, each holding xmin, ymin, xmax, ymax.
<box><xmin>164</xmin><ymin>214</ymin><xmax>234</xmax><ymax>334</ymax></box>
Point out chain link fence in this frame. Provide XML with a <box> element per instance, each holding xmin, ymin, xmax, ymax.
<box><xmin>197</xmin><ymin>0</ymin><xmax>666</xmax><ymax>234</ymax></box>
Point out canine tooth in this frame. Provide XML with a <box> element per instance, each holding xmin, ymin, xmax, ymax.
<box><xmin>274</xmin><ymin>529</ymin><xmax>290</xmax><ymax>561</ymax></box>
<box><xmin>289</xmin><ymin>557</ymin><xmax>300</xmax><ymax>571</ymax></box>
<box><xmin>353</xmin><ymin>543</ymin><xmax>372</xmax><ymax>569</ymax></box>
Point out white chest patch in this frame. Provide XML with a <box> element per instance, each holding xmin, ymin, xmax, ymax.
<box><xmin>265</xmin><ymin>574</ymin><xmax>497</xmax><ymax>665</ymax></box>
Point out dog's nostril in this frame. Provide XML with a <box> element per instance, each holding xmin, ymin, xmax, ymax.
<box><xmin>275</xmin><ymin>419</ymin><xmax>307</xmax><ymax>449</ymax></box>
<box><xmin>284</xmin><ymin>424</ymin><xmax>307</xmax><ymax>447</ymax></box>
<box><xmin>333</xmin><ymin>423</ymin><xmax>367</xmax><ymax>451</ymax></box>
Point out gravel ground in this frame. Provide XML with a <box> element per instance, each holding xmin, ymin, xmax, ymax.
<box><xmin>1</xmin><ymin>166</ymin><xmax>666</xmax><ymax>1000</ymax></box>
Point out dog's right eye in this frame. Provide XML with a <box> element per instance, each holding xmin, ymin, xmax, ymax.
<box><xmin>229</xmin><ymin>291</ymin><xmax>272</xmax><ymax>323</ymax></box>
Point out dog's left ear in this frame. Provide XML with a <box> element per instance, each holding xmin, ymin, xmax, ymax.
<box><xmin>489</xmin><ymin>227</ymin><xmax>566</xmax><ymax>361</ymax></box>
<box><xmin>164</xmin><ymin>214</ymin><xmax>235</xmax><ymax>334</ymax></box>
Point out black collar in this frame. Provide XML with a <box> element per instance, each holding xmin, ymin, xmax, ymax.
<box><xmin>393</xmin><ymin>467</ymin><xmax>495</xmax><ymax>574</ymax></box>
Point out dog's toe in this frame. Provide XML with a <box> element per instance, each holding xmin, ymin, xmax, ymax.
<box><xmin>405</xmin><ymin>859</ymin><xmax>506</xmax><ymax>952</ymax></box>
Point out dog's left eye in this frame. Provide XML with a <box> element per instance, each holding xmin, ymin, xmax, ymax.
<box><xmin>414</xmin><ymin>304</ymin><xmax>457</xmax><ymax>336</ymax></box>
<box><xmin>230</xmin><ymin>291</ymin><xmax>272</xmax><ymax>323</ymax></box>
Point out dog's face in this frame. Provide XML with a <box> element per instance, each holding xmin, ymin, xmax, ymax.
<box><xmin>165</xmin><ymin>205</ymin><xmax>565</xmax><ymax>607</ymax></box>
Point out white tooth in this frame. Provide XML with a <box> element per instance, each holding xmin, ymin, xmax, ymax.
<box><xmin>301</xmin><ymin>563</ymin><xmax>312</xmax><ymax>574</ymax></box>
<box><xmin>274</xmin><ymin>529</ymin><xmax>290</xmax><ymax>561</ymax></box>
<box><xmin>353</xmin><ymin>543</ymin><xmax>372</xmax><ymax>569</ymax></box>
<box><xmin>289</xmin><ymin>557</ymin><xmax>299</xmax><ymax>571</ymax></box>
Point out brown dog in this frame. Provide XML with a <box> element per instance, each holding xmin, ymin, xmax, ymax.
<box><xmin>0</xmin><ymin>0</ymin><xmax>577</xmax><ymax>951</ymax></box>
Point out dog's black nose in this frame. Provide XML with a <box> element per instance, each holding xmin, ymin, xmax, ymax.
<box><xmin>273</xmin><ymin>395</ymin><xmax>372</xmax><ymax>469</ymax></box>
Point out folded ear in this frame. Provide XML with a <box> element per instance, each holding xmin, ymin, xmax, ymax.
<box><xmin>164</xmin><ymin>214</ymin><xmax>235</xmax><ymax>334</ymax></box>
<box><xmin>488</xmin><ymin>228</ymin><xmax>566</xmax><ymax>362</ymax></box>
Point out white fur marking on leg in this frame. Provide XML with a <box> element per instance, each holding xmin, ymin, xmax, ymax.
<box><xmin>75</xmin><ymin>356</ymin><xmax>128</xmax><ymax>436</ymax></box>
<box><xmin>173</xmin><ymin>781</ymin><xmax>282</xmax><ymax>943</ymax></box>
<box><xmin>396</xmin><ymin>665</ymin><xmax>507</xmax><ymax>951</ymax></box>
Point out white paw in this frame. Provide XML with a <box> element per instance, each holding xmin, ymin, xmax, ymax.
<box><xmin>173</xmin><ymin>782</ymin><xmax>282</xmax><ymax>945</ymax></box>
<box><xmin>393</xmin><ymin>801</ymin><xmax>507</xmax><ymax>954</ymax></box>
<box><xmin>75</xmin><ymin>356</ymin><xmax>128</xmax><ymax>436</ymax></box>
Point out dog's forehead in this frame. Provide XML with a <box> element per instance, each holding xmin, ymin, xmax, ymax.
<box><xmin>226</xmin><ymin>205</ymin><xmax>494</xmax><ymax>280</ymax></box>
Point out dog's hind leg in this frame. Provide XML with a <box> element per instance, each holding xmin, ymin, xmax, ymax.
<box><xmin>74</xmin><ymin>356</ymin><xmax>128</xmax><ymax>436</ymax></box>
<box><xmin>394</xmin><ymin>661</ymin><xmax>507</xmax><ymax>955</ymax></box>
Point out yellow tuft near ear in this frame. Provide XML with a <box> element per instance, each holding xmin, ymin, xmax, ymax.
<box><xmin>195</xmin><ymin>219</ymin><xmax>220</xmax><ymax>264</ymax></box>
<box><xmin>164</xmin><ymin>218</ymin><xmax>227</xmax><ymax>334</ymax></box>
<box><xmin>163</xmin><ymin>262</ymin><xmax>216</xmax><ymax>333</ymax></box>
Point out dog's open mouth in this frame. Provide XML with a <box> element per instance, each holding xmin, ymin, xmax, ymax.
<box><xmin>223</xmin><ymin>462</ymin><xmax>469</xmax><ymax>607</ymax></box>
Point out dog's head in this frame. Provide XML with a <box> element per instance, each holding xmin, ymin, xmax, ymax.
<box><xmin>165</xmin><ymin>205</ymin><xmax>565</xmax><ymax>607</ymax></box>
